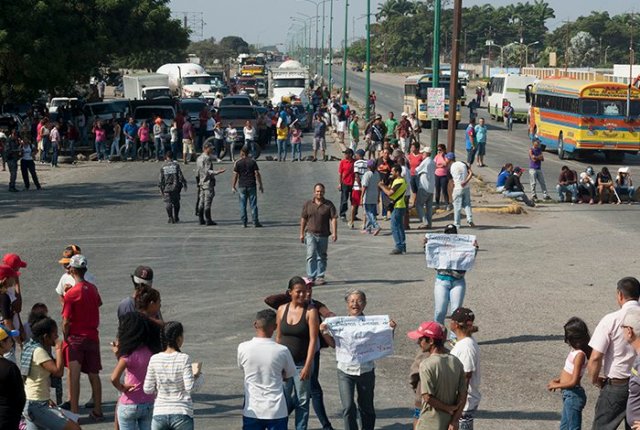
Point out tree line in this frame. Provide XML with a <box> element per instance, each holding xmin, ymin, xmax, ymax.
<box><xmin>347</xmin><ymin>0</ymin><xmax>639</xmax><ymax>70</ymax></box>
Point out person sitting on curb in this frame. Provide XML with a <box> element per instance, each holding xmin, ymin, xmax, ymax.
<box><xmin>578</xmin><ymin>166</ymin><xmax>596</xmax><ymax>205</ymax></box>
<box><xmin>616</xmin><ymin>167</ymin><xmax>635</xmax><ymax>204</ymax></box>
<box><xmin>496</xmin><ymin>163</ymin><xmax>513</xmax><ymax>193</ymax></box>
<box><xmin>503</xmin><ymin>167</ymin><xmax>536</xmax><ymax>207</ymax></box>
<box><xmin>556</xmin><ymin>166</ymin><xmax>578</xmax><ymax>203</ymax></box>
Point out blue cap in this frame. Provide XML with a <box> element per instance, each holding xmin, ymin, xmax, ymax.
<box><xmin>0</xmin><ymin>324</ymin><xmax>19</xmax><ymax>342</ymax></box>
<box><xmin>445</xmin><ymin>152</ymin><xmax>456</xmax><ymax>160</ymax></box>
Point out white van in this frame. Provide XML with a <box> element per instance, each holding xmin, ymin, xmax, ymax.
<box><xmin>487</xmin><ymin>74</ymin><xmax>537</xmax><ymax>122</ymax></box>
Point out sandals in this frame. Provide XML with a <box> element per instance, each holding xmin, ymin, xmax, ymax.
<box><xmin>89</xmin><ymin>411</ymin><xmax>104</xmax><ymax>422</ymax></box>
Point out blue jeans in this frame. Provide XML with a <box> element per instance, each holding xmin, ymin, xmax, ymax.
<box><xmin>95</xmin><ymin>140</ymin><xmax>106</xmax><ymax>160</ymax></box>
<box><xmin>23</xmin><ymin>400</ymin><xmax>69</xmax><ymax>430</ymax></box>
<box><xmin>503</xmin><ymin>190</ymin><xmax>534</xmax><ymax>207</ymax></box>
<box><xmin>68</xmin><ymin>140</ymin><xmax>76</xmax><ymax>159</ymax></box>
<box><xmin>390</xmin><ymin>207</ymin><xmax>406</xmax><ymax>252</ymax></box>
<box><xmin>42</xmin><ymin>137</ymin><xmax>51</xmax><ymax>162</ymax></box>
<box><xmin>242</xmin><ymin>416</ymin><xmax>288</xmax><ymax>430</ymax></box>
<box><xmin>305</xmin><ymin>233</ymin><xmax>329</xmax><ymax>280</ymax></box>
<box><xmin>616</xmin><ymin>186</ymin><xmax>635</xmax><ymax>201</ymax></box>
<box><xmin>118</xmin><ymin>402</ymin><xmax>153</xmax><ymax>430</ymax></box>
<box><xmin>560</xmin><ymin>386</ymin><xmax>586</xmax><ymax>430</ymax></box>
<box><xmin>310</xmin><ymin>350</ymin><xmax>332</xmax><ymax>428</ymax></box>
<box><xmin>51</xmin><ymin>143</ymin><xmax>59</xmax><ymax>166</ymax></box>
<box><xmin>285</xmin><ymin>365</ymin><xmax>311</xmax><ymax>430</ymax></box>
<box><xmin>291</xmin><ymin>143</ymin><xmax>302</xmax><ymax>160</ymax></box>
<box><xmin>239</xmin><ymin>186</ymin><xmax>259</xmax><ymax>225</ymax></box>
<box><xmin>364</xmin><ymin>204</ymin><xmax>380</xmax><ymax>232</ymax></box>
<box><xmin>125</xmin><ymin>139</ymin><xmax>136</xmax><ymax>160</ymax></box>
<box><xmin>151</xmin><ymin>414</ymin><xmax>193</xmax><ymax>430</ymax></box>
<box><xmin>337</xmin><ymin>369</ymin><xmax>376</xmax><ymax>430</ymax></box>
<box><xmin>111</xmin><ymin>138</ymin><xmax>120</xmax><ymax>157</ymax></box>
<box><xmin>277</xmin><ymin>139</ymin><xmax>287</xmax><ymax>161</ymax></box>
<box><xmin>154</xmin><ymin>137</ymin><xmax>164</xmax><ymax>160</ymax></box>
<box><xmin>434</xmin><ymin>276</ymin><xmax>466</xmax><ymax>325</ymax></box>
<box><xmin>529</xmin><ymin>168</ymin><xmax>548</xmax><ymax>197</ymax></box>
<box><xmin>466</xmin><ymin>147</ymin><xmax>477</xmax><ymax>165</ymax></box>
<box><xmin>452</xmin><ymin>188</ymin><xmax>473</xmax><ymax>227</ymax></box>
<box><xmin>557</xmin><ymin>184</ymin><xmax>578</xmax><ymax>202</ymax></box>
<box><xmin>245</xmin><ymin>139</ymin><xmax>257</xmax><ymax>158</ymax></box>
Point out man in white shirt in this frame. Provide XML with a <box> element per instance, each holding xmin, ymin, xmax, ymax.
<box><xmin>588</xmin><ymin>277</ymin><xmax>640</xmax><ymax>430</ymax></box>
<box><xmin>449</xmin><ymin>153</ymin><xmax>475</xmax><ymax>229</ymax></box>
<box><xmin>238</xmin><ymin>309</ymin><xmax>296</xmax><ymax>430</ymax></box>
<box><xmin>415</xmin><ymin>147</ymin><xmax>435</xmax><ymax>229</ymax></box>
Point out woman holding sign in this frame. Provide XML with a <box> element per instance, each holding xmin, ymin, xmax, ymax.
<box><xmin>320</xmin><ymin>289</ymin><xmax>396</xmax><ymax>430</ymax></box>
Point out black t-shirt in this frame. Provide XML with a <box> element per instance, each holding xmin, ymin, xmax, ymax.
<box><xmin>0</xmin><ymin>357</ymin><xmax>26</xmax><ymax>429</ymax></box>
<box><xmin>234</xmin><ymin>158</ymin><xmax>259</xmax><ymax>188</ymax></box>
<box><xmin>0</xmin><ymin>293</ymin><xmax>12</xmax><ymax>323</ymax></box>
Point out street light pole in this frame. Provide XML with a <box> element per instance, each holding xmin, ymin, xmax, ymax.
<box><xmin>321</xmin><ymin>0</ymin><xmax>326</xmax><ymax>79</ymax></box>
<box><xmin>341</xmin><ymin>0</ymin><xmax>349</xmax><ymax>104</ymax></box>
<box><xmin>446</xmin><ymin>0</ymin><xmax>462</xmax><ymax>153</ymax></box>
<box><xmin>365</xmin><ymin>0</ymin><xmax>371</xmax><ymax>122</ymax></box>
<box><xmin>329</xmin><ymin>0</ymin><xmax>334</xmax><ymax>93</ymax></box>
<box><xmin>430</xmin><ymin>0</ymin><xmax>441</xmax><ymax>153</ymax></box>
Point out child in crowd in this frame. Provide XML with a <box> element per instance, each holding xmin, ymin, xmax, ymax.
<box><xmin>225</xmin><ymin>124</ymin><xmax>237</xmax><ymax>162</ymax></box>
<box><xmin>547</xmin><ymin>317</ymin><xmax>591</xmax><ymax>430</ymax></box>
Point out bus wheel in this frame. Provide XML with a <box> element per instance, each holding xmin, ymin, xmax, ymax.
<box><xmin>557</xmin><ymin>136</ymin><xmax>567</xmax><ymax>160</ymax></box>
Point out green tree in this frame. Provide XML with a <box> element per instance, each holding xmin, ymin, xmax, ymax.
<box><xmin>219</xmin><ymin>36</ymin><xmax>250</xmax><ymax>55</ymax></box>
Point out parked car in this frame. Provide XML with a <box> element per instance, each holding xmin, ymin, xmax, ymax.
<box><xmin>133</xmin><ymin>105</ymin><xmax>175</xmax><ymax>128</ymax></box>
<box><xmin>179</xmin><ymin>98</ymin><xmax>208</xmax><ymax>128</ymax></box>
<box><xmin>0</xmin><ymin>113</ymin><xmax>23</xmax><ymax>133</ymax></box>
<box><xmin>216</xmin><ymin>106</ymin><xmax>258</xmax><ymax>145</ymax></box>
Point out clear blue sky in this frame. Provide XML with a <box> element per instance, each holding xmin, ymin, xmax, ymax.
<box><xmin>169</xmin><ymin>0</ymin><xmax>636</xmax><ymax>47</ymax></box>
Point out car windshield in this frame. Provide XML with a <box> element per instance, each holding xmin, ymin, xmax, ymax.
<box><xmin>135</xmin><ymin>107</ymin><xmax>174</xmax><ymax>120</ymax></box>
<box><xmin>273</xmin><ymin>78</ymin><xmax>305</xmax><ymax>88</ymax></box>
<box><xmin>182</xmin><ymin>102</ymin><xmax>207</xmax><ymax>114</ymax></box>
<box><xmin>220</xmin><ymin>98</ymin><xmax>251</xmax><ymax>106</ymax></box>
<box><xmin>183</xmin><ymin>76</ymin><xmax>215</xmax><ymax>85</ymax></box>
<box><xmin>144</xmin><ymin>88</ymin><xmax>171</xmax><ymax>98</ymax></box>
<box><xmin>88</xmin><ymin>103</ymin><xmax>119</xmax><ymax>115</ymax></box>
<box><xmin>50</xmin><ymin>99</ymin><xmax>68</xmax><ymax>107</ymax></box>
<box><xmin>239</xmin><ymin>79</ymin><xmax>257</xmax><ymax>87</ymax></box>
<box><xmin>218</xmin><ymin>108</ymin><xmax>256</xmax><ymax>120</ymax></box>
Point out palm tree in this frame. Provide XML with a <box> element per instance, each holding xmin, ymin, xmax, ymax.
<box><xmin>376</xmin><ymin>0</ymin><xmax>398</xmax><ymax>21</ymax></box>
<box><xmin>532</xmin><ymin>0</ymin><xmax>556</xmax><ymax>30</ymax></box>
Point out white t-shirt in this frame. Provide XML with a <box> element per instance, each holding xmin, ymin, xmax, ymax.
<box><xmin>55</xmin><ymin>272</ymin><xmax>97</xmax><ymax>296</ymax></box>
<box><xmin>170</xmin><ymin>126</ymin><xmax>178</xmax><ymax>143</ymax></box>
<box><xmin>361</xmin><ymin>170</ymin><xmax>380</xmax><ymax>205</ymax></box>
<box><xmin>416</xmin><ymin>157</ymin><xmax>435</xmax><ymax>194</ymax></box>
<box><xmin>237</xmin><ymin>337</ymin><xmax>296</xmax><ymax>420</ymax></box>
<box><xmin>450</xmin><ymin>336</ymin><xmax>481</xmax><ymax>411</ymax></box>
<box><xmin>450</xmin><ymin>161</ymin><xmax>469</xmax><ymax>191</ymax></box>
<box><xmin>243</xmin><ymin>127</ymin><xmax>256</xmax><ymax>141</ymax></box>
<box><xmin>353</xmin><ymin>159</ymin><xmax>368</xmax><ymax>191</ymax></box>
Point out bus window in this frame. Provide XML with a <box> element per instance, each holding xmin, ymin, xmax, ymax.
<box><xmin>631</xmin><ymin>101</ymin><xmax>640</xmax><ymax>116</ymax></box>
<box><xmin>580</xmin><ymin>99</ymin><xmax>598</xmax><ymax>115</ymax></box>
<box><xmin>601</xmin><ymin>101</ymin><xmax>622</xmax><ymax>116</ymax></box>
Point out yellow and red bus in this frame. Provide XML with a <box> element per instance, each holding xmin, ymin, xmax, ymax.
<box><xmin>527</xmin><ymin>78</ymin><xmax>640</xmax><ymax>161</ymax></box>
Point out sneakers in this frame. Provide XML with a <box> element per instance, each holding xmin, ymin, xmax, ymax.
<box><xmin>467</xmin><ymin>221</ymin><xmax>476</xmax><ymax>227</ymax></box>
<box><xmin>373</xmin><ymin>227</ymin><xmax>381</xmax><ymax>236</ymax></box>
<box><xmin>390</xmin><ymin>248</ymin><xmax>403</xmax><ymax>255</ymax></box>
<box><xmin>315</xmin><ymin>277</ymin><xmax>326</xmax><ymax>285</ymax></box>
<box><xmin>254</xmin><ymin>222</ymin><xmax>263</xmax><ymax>228</ymax></box>
<box><xmin>544</xmin><ymin>195</ymin><xmax>552</xmax><ymax>201</ymax></box>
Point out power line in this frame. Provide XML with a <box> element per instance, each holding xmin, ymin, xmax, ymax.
<box><xmin>172</xmin><ymin>11</ymin><xmax>205</xmax><ymax>41</ymax></box>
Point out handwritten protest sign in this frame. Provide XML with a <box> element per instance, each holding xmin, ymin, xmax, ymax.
<box><xmin>324</xmin><ymin>315</ymin><xmax>394</xmax><ymax>364</ymax></box>
<box><xmin>425</xmin><ymin>233</ymin><xmax>477</xmax><ymax>271</ymax></box>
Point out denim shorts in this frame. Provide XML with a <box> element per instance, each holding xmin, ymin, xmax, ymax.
<box><xmin>24</xmin><ymin>400</ymin><xmax>69</xmax><ymax>430</ymax></box>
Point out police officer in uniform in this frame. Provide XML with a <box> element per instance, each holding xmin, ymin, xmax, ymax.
<box><xmin>3</xmin><ymin>131</ymin><xmax>22</xmax><ymax>192</ymax></box>
<box><xmin>196</xmin><ymin>141</ymin><xmax>225</xmax><ymax>226</ymax></box>
<box><xmin>158</xmin><ymin>150</ymin><xmax>187</xmax><ymax>223</ymax></box>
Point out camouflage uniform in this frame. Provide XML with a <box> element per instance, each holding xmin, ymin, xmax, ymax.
<box><xmin>196</xmin><ymin>152</ymin><xmax>217</xmax><ymax>225</ymax></box>
<box><xmin>159</xmin><ymin>160</ymin><xmax>187</xmax><ymax>223</ymax></box>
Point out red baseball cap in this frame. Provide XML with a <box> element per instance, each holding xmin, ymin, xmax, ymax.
<box><xmin>2</xmin><ymin>253</ymin><xmax>27</xmax><ymax>275</ymax></box>
<box><xmin>0</xmin><ymin>265</ymin><xmax>19</xmax><ymax>280</ymax></box>
<box><xmin>407</xmin><ymin>321</ymin><xmax>445</xmax><ymax>340</ymax></box>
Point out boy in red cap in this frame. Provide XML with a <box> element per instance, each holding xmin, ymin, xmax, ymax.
<box><xmin>408</xmin><ymin>321</ymin><xmax>467</xmax><ymax>430</ymax></box>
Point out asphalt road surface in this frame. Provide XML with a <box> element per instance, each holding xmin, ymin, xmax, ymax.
<box><xmin>1</xmin><ymin>112</ymin><xmax>640</xmax><ymax>429</ymax></box>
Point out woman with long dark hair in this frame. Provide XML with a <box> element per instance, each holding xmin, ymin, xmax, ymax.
<box><xmin>111</xmin><ymin>312</ymin><xmax>162</xmax><ymax>430</ymax></box>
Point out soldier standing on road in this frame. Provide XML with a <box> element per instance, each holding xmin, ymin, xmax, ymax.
<box><xmin>3</xmin><ymin>132</ymin><xmax>21</xmax><ymax>192</ymax></box>
<box><xmin>196</xmin><ymin>142</ymin><xmax>225</xmax><ymax>226</ymax></box>
<box><xmin>300</xmin><ymin>184</ymin><xmax>338</xmax><ymax>285</ymax></box>
<box><xmin>158</xmin><ymin>150</ymin><xmax>188</xmax><ymax>224</ymax></box>
<box><xmin>529</xmin><ymin>138</ymin><xmax>551</xmax><ymax>201</ymax></box>
<box><xmin>587</xmin><ymin>277</ymin><xmax>640</xmax><ymax>430</ymax></box>
<box><xmin>232</xmin><ymin>146</ymin><xmax>263</xmax><ymax>228</ymax></box>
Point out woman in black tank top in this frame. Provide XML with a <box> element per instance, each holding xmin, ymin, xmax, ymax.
<box><xmin>276</xmin><ymin>276</ymin><xmax>319</xmax><ymax>430</ymax></box>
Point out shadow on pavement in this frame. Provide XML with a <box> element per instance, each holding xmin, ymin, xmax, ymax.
<box><xmin>478</xmin><ymin>334</ymin><xmax>564</xmax><ymax>346</ymax></box>
<box><xmin>327</xmin><ymin>279</ymin><xmax>422</xmax><ymax>286</ymax></box>
<box><xmin>476</xmin><ymin>409</ymin><xmax>561</xmax><ymax>421</ymax></box>
<box><xmin>473</xmin><ymin>225</ymin><xmax>531</xmax><ymax>230</ymax></box>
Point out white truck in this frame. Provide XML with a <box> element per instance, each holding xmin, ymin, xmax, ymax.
<box><xmin>180</xmin><ymin>73</ymin><xmax>219</xmax><ymax>98</ymax></box>
<box><xmin>156</xmin><ymin>63</ymin><xmax>206</xmax><ymax>96</ymax></box>
<box><xmin>122</xmin><ymin>74</ymin><xmax>171</xmax><ymax>100</ymax></box>
<box><xmin>269</xmin><ymin>60</ymin><xmax>309</xmax><ymax>106</ymax></box>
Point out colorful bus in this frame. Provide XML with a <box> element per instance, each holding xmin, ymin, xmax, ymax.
<box><xmin>403</xmin><ymin>74</ymin><xmax>461</xmax><ymax>128</ymax></box>
<box><xmin>528</xmin><ymin>78</ymin><xmax>640</xmax><ymax>161</ymax></box>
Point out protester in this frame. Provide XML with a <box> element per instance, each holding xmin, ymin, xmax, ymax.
<box><xmin>238</xmin><ymin>309</ymin><xmax>296</xmax><ymax>430</ymax></box>
<box><xmin>55</xmin><ymin>244</ymin><xmax>97</xmax><ymax>306</ymax></box>
<box><xmin>503</xmin><ymin>101</ymin><xmax>514</xmax><ymax>131</ymax></box>
<box><xmin>376</xmin><ymin>148</ymin><xmax>395</xmax><ymax>221</ymax></box>
<box><xmin>62</xmin><ymin>254</ymin><xmax>103</xmax><ymax>418</ymax></box>
<box><xmin>434</xmin><ymin>145</ymin><xmax>451</xmax><ymax>209</ymax></box>
<box><xmin>232</xmin><ymin>145</ymin><xmax>264</xmax><ymax>228</ymax></box>
<box><xmin>3</xmin><ymin>132</ymin><xmax>20</xmax><ymax>192</ymax></box>
<box><xmin>1</xmin><ymin>253</ymin><xmax>26</xmax><ymax>363</ymax></box>
<box><xmin>300</xmin><ymin>184</ymin><xmax>338</xmax><ymax>285</ymax></box>
<box><xmin>622</xmin><ymin>307</ymin><xmax>640</xmax><ymax>428</ymax></box>
<box><xmin>182</xmin><ymin>118</ymin><xmax>195</xmax><ymax>164</ymax></box>
<box><xmin>578</xmin><ymin>166</ymin><xmax>596</xmax><ymax>204</ymax></box>
<box><xmin>588</xmin><ymin>277</ymin><xmax>640</xmax><ymax>430</ymax></box>
<box><xmin>529</xmin><ymin>139</ymin><xmax>551</xmax><ymax>201</ymax></box>
<box><xmin>22</xmin><ymin>315</ymin><xmax>81</xmax><ymax>430</ymax></box>
<box><xmin>351</xmin><ymin>149</ymin><xmax>368</xmax><ymax>230</ymax></box>
<box><xmin>496</xmin><ymin>163</ymin><xmax>513</xmax><ymax>192</ymax></box>
<box><xmin>224</xmin><ymin>123</ymin><xmax>237</xmax><ymax>162</ymax></box>
<box><xmin>415</xmin><ymin>147</ymin><xmax>435</xmax><ymax>230</ymax></box>
<box><xmin>111</xmin><ymin>312</ymin><xmax>162</xmax><ymax>430</ymax></box>
<box><xmin>0</xmin><ymin>323</ymin><xmax>24</xmax><ymax>430</ymax></box>
<box><xmin>379</xmin><ymin>165</ymin><xmax>408</xmax><ymax>254</ymax></box>
<box><xmin>449</xmin><ymin>308</ymin><xmax>481</xmax><ymax>430</ymax></box>
<box><xmin>465</xmin><ymin>119</ymin><xmax>477</xmax><ymax>166</ymax></box>
<box><xmin>158</xmin><ymin>150</ymin><xmax>188</xmax><ymax>224</ymax></box>
<box><xmin>616</xmin><ymin>167</ymin><xmax>635</xmax><ymax>204</ymax></box>
<box><xmin>123</xmin><ymin>117</ymin><xmax>138</xmax><ymax>161</ymax></box>
<box><xmin>408</xmin><ymin>321</ymin><xmax>466</xmax><ymax>430</ymax></box>
<box><xmin>348</xmin><ymin>113</ymin><xmax>360</xmax><ymax>152</ymax></box>
<box><xmin>338</xmin><ymin>149</ymin><xmax>356</xmax><ymax>222</ymax></box>
<box><xmin>137</xmin><ymin>120</ymin><xmax>151</xmax><ymax>162</ymax></box>
<box><xmin>398</xmin><ymin>112</ymin><xmax>413</xmax><ymax>153</ymax></box>
<box><xmin>547</xmin><ymin>317</ymin><xmax>591</xmax><ymax>430</ymax></box>
<box><xmin>276</xmin><ymin>120</ymin><xmax>289</xmax><ymax>162</ymax></box>
<box><xmin>20</xmin><ymin>137</ymin><xmax>42</xmax><ymax>190</ymax></box>
<box><xmin>143</xmin><ymin>321</ymin><xmax>202</xmax><ymax>430</ymax></box>
<box><xmin>312</xmin><ymin>114</ymin><xmax>327</xmax><ymax>162</ymax></box>
<box><xmin>556</xmin><ymin>166</ymin><xmax>579</xmax><ymax>203</ymax></box>
<box><xmin>320</xmin><ymin>289</ymin><xmax>396</xmax><ymax>430</ymax></box>
<box><xmin>290</xmin><ymin>122</ymin><xmax>303</xmax><ymax>162</ymax></box>
<box><xmin>474</xmin><ymin>118</ymin><xmax>487</xmax><ymax>167</ymax></box>
<box><xmin>361</xmin><ymin>159</ymin><xmax>381</xmax><ymax>235</ymax></box>
<box><xmin>276</xmin><ymin>276</ymin><xmax>320</xmax><ymax>430</ymax></box>
<box><xmin>503</xmin><ymin>167</ymin><xmax>536</xmax><ymax>207</ymax></box>
<box><xmin>597</xmin><ymin>167</ymin><xmax>616</xmax><ymax>204</ymax></box>
<box><xmin>449</xmin><ymin>154</ymin><xmax>474</xmax><ymax>229</ymax></box>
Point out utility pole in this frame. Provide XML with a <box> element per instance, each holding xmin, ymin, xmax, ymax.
<box><xmin>321</xmin><ymin>0</ymin><xmax>326</xmax><ymax>79</ymax></box>
<box><xmin>628</xmin><ymin>15</ymin><xmax>635</xmax><ymax>118</ymax></box>
<box><xmin>329</xmin><ymin>0</ymin><xmax>334</xmax><ymax>93</ymax></box>
<box><xmin>430</xmin><ymin>0</ymin><xmax>442</xmax><ymax>154</ymax></box>
<box><xmin>365</xmin><ymin>0</ymin><xmax>371</xmax><ymax>121</ymax></box>
<box><xmin>447</xmin><ymin>0</ymin><xmax>462</xmax><ymax>153</ymax></box>
<box><xmin>341</xmin><ymin>0</ymin><xmax>349</xmax><ymax>103</ymax></box>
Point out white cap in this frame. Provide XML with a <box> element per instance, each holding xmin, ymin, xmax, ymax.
<box><xmin>68</xmin><ymin>254</ymin><xmax>87</xmax><ymax>269</ymax></box>
<box><xmin>401</xmin><ymin>112</ymin><xmax>408</xmax><ymax>117</ymax></box>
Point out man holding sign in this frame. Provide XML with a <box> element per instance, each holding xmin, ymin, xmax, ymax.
<box><xmin>320</xmin><ymin>289</ymin><xmax>396</xmax><ymax>430</ymax></box>
<box><xmin>424</xmin><ymin>225</ymin><xmax>479</xmax><ymax>327</ymax></box>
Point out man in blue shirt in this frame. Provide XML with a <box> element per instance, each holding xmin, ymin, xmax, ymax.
<box><xmin>122</xmin><ymin>117</ymin><xmax>138</xmax><ymax>161</ymax></box>
<box><xmin>474</xmin><ymin>118</ymin><xmax>487</xmax><ymax>167</ymax></box>
<box><xmin>465</xmin><ymin>118</ymin><xmax>477</xmax><ymax>166</ymax></box>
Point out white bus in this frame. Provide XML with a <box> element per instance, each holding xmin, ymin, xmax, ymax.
<box><xmin>487</xmin><ymin>73</ymin><xmax>537</xmax><ymax>122</ymax></box>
